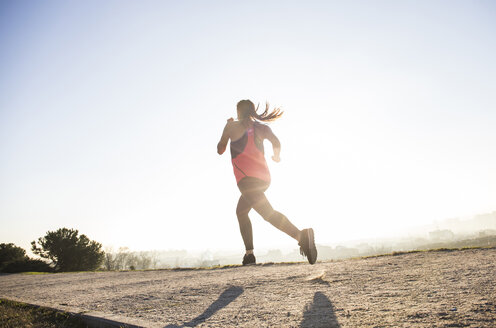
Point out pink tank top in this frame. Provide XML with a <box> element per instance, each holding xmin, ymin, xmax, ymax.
<box><xmin>231</xmin><ymin>127</ymin><xmax>271</xmax><ymax>184</ymax></box>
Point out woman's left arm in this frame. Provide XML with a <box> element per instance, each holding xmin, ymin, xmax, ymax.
<box><xmin>262</xmin><ymin>125</ymin><xmax>281</xmax><ymax>162</ymax></box>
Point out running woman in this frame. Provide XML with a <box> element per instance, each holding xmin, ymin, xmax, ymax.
<box><xmin>217</xmin><ymin>99</ymin><xmax>317</xmax><ymax>265</ymax></box>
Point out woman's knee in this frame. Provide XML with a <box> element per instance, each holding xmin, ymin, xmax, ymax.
<box><xmin>236</xmin><ymin>205</ymin><xmax>251</xmax><ymax>225</ymax></box>
<box><xmin>253</xmin><ymin>200</ymin><xmax>275</xmax><ymax>220</ymax></box>
<box><xmin>236</xmin><ymin>204</ymin><xmax>250</xmax><ymax>217</ymax></box>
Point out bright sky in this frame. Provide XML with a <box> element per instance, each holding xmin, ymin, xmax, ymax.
<box><xmin>1</xmin><ymin>1</ymin><xmax>495</xmax><ymax>255</ymax></box>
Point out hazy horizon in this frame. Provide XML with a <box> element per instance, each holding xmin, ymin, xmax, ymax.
<box><xmin>1</xmin><ymin>1</ymin><xmax>495</xmax><ymax>255</ymax></box>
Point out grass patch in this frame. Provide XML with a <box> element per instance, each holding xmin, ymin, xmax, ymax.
<box><xmin>359</xmin><ymin>245</ymin><xmax>495</xmax><ymax>260</ymax></box>
<box><xmin>0</xmin><ymin>298</ymin><xmax>90</xmax><ymax>328</ymax></box>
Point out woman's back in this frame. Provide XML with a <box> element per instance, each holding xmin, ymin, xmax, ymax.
<box><xmin>229</xmin><ymin>120</ymin><xmax>251</xmax><ymax>141</ymax></box>
<box><xmin>230</xmin><ymin>121</ymin><xmax>269</xmax><ymax>183</ymax></box>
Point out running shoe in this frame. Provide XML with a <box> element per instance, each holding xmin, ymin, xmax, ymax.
<box><xmin>299</xmin><ymin>228</ymin><xmax>317</xmax><ymax>264</ymax></box>
<box><xmin>242</xmin><ymin>253</ymin><xmax>256</xmax><ymax>266</ymax></box>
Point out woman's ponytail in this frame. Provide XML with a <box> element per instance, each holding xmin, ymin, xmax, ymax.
<box><xmin>237</xmin><ymin>100</ymin><xmax>283</xmax><ymax>122</ymax></box>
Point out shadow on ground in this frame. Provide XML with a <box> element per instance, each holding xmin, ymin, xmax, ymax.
<box><xmin>163</xmin><ymin>287</ymin><xmax>339</xmax><ymax>327</ymax></box>
<box><xmin>164</xmin><ymin>286</ymin><xmax>244</xmax><ymax>328</ymax></box>
<box><xmin>300</xmin><ymin>292</ymin><xmax>340</xmax><ymax>328</ymax></box>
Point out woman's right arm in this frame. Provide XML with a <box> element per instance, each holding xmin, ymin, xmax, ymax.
<box><xmin>217</xmin><ymin>118</ymin><xmax>234</xmax><ymax>155</ymax></box>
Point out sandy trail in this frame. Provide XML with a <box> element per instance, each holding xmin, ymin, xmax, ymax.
<box><xmin>1</xmin><ymin>248</ymin><xmax>495</xmax><ymax>327</ymax></box>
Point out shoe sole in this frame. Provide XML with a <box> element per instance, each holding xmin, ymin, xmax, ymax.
<box><xmin>307</xmin><ymin>228</ymin><xmax>317</xmax><ymax>265</ymax></box>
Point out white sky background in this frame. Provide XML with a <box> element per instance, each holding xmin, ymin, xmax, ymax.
<box><xmin>1</xmin><ymin>1</ymin><xmax>495</xmax><ymax>254</ymax></box>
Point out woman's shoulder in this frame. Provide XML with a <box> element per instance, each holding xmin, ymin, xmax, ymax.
<box><xmin>253</xmin><ymin>121</ymin><xmax>269</xmax><ymax>129</ymax></box>
<box><xmin>226</xmin><ymin>120</ymin><xmax>248</xmax><ymax>138</ymax></box>
<box><xmin>257</xmin><ymin>121</ymin><xmax>273</xmax><ymax>129</ymax></box>
<box><xmin>228</xmin><ymin>120</ymin><xmax>245</xmax><ymax>130</ymax></box>
<box><xmin>254</xmin><ymin>121</ymin><xmax>272</xmax><ymax>137</ymax></box>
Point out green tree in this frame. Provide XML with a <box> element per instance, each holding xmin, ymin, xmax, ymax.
<box><xmin>0</xmin><ymin>243</ymin><xmax>27</xmax><ymax>269</ymax></box>
<box><xmin>31</xmin><ymin>228</ymin><xmax>104</xmax><ymax>272</ymax></box>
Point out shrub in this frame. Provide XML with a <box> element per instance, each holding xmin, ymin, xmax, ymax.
<box><xmin>2</xmin><ymin>258</ymin><xmax>53</xmax><ymax>273</ymax></box>
<box><xmin>0</xmin><ymin>243</ymin><xmax>52</xmax><ymax>273</ymax></box>
<box><xmin>0</xmin><ymin>243</ymin><xmax>27</xmax><ymax>268</ymax></box>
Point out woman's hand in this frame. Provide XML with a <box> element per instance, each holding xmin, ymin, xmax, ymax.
<box><xmin>272</xmin><ymin>155</ymin><xmax>281</xmax><ymax>163</ymax></box>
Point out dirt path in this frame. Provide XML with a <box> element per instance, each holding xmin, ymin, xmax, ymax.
<box><xmin>1</xmin><ymin>248</ymin><xmax>495</xmax><ymax>327</ymax></box>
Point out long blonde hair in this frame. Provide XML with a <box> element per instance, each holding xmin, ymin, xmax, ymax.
<box><xmin>237</xmin><ymin>100</ymin><xmax>283</xmax><ymax>122</ymax></box>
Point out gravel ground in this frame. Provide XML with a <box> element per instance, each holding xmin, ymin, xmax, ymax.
<box><xmin>1</xmin><ymin>248</ymin><xmax>495</xmax><ymax>327</ymax></box>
